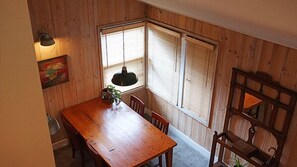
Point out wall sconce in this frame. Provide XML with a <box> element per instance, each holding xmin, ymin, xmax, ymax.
<box><xmin>39</xmin><ymin>32</ymin><xmax>55</xmax><ymax>46</ymax></box>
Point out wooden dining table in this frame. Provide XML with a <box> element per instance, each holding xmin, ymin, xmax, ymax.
<box><xmin>61</xmin><ymin>98</ymin><xmax>177</xmax><ymax>167</ymax></box>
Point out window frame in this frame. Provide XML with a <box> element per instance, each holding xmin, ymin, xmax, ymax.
<box><xmin>98</xmin><ymin>20</ymin><xmax>146</xmax><ymax>94</ymax></box>
<box><xmin>180</xmin><ymin>35</ymin><xmax>218</xmax><ymax>125</ymax></box>
<box><xmin>146</xmin><ymin>22</ymin><xmax>181</xmax><ymax>105</ymax></box>
<box><xmin>145</xmin><ymin>20</ymin><xmax>219</xmax><ymax>126</ymax></box>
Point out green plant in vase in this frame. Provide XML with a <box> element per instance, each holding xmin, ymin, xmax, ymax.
<box><xmin>109</xmin><ymin>85</ymin><xmax>121</xmax><ymax>105</ymax></box>
<box><xmin>233</xmin><ymin>155</ymin><xmax>248</xmax><ymax>167</ymax></box>
<box><xmin>101</xmin><ymin>85</ymin><xmax>121</xmax><ymax>105</ymax></box>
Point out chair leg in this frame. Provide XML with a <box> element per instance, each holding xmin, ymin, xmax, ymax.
<box><xmin>93</xmin><ymin>156</ymin><xmax>104</xmax><ymax>167</ymax></box>
<box><xmin>158</xmin><ymin>155</ymin><xmax>163</xmax><ymax>167</ymax></box>
<box><xmin>70</xmin><ymin>140</ymin><xmax>76</xmax><ymax>158</ymax></box>
<box><xmin>80</xmin><ymin>146</ymin><xmax>85</xmax><ymax>167</ymax></box>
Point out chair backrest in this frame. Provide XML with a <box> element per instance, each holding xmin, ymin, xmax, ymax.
<box><xmin>151</xmin><ymin>111</ymin><xmax>169</xmax><ymax>135</ymax></box>
<box><xmin>61</xmin><ymin>114</ymin><xmax>78</xmax><ymax>137</ymax></box>
<box><xmin>86</xmin><ymin>140</ymin><xmax>99</xmax><ymax>157</ymax></box>
<box><xmin>86</xmin><ymin>140</ymin><xmax>105</xmax><ymax>167</ymax></box>
<box><xmin>129</xmin><ymin>95</ymin><xmax>145</xmax><ymax>117</ymax></box>
<box><xmin>61</xmin><ymin>114</ymin><xmax>82</xmax><ymax>147</ymax></box>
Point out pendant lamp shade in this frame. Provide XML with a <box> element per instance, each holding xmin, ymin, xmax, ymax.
<box><xmin>112</xmin><ymin>66</ymin><xmax>138</xmax><ymax>86</ymax></box>
<box><xmin>39</xmin><ymin>32</ymin><xmax>55</xmax><ymax>46</ymax></box>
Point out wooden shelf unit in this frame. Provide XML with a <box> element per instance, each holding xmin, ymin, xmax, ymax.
<box><xmin>211</xmin><ymin>131</ymin><xmax>272</xmax><ymax>167</ymax></box>
<box><xmin>209</xmin><ymin>68</ymin><xmax>297</xmax><ymax>167</ymax></box>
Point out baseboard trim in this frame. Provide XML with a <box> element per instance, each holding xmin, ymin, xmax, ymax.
<box><xmin>169</xmin><ymin>124</ymin><xmax>210</xmax><ymax>157</ymax></box>
<box><xmin>52</xmin><ymin>139</ymin><xmax>69</xmax><ymax>150</ymax></box>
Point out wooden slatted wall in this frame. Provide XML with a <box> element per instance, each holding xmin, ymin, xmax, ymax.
<box><xmin>27</xmin><ymin>0</ymin><xmax>146</xmax><ymax>143</ymax></box>
<box><xmin>146</xmin><ymin>6</ymin><xmax>297</xmax><ymax>167</ymax></box>
<box><xmin>28</xmin><ymin>0</ymin><xmax>297</xmax><ymax>166</ymax></box>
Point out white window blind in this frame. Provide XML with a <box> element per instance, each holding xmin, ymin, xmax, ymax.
<box><xmin>147</xmin><ymin>23</ymin><xmax>181</xmax><ymax>104</ymax></box>
<box><xmin>182</xmin><ymin>36</ymin><xmax>216</xmax><ymax>122</ymax></box>
<box><xmin>101</xmin><ymin>25</ymin><xmax>145</xmax><ymax>92</ymax></box>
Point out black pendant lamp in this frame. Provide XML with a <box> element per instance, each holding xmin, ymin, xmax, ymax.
<box><xmin>111</xmin><ymin>26</ymin><xmax>138</xmax><ymax>86</ymax></box>
<box><xmin>112</xmin><ymin>66</ymin><xmax>138</xmax><ymax>86</ymax></box>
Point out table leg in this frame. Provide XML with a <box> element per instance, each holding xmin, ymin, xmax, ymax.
<box><xmin>165</xmin><ymin>148</ymin><xmax>173</xmax><ymax>167</ymax></box>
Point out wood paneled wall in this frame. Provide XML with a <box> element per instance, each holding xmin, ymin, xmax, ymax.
<box><xmin>27</xmin><ymin>0</ymin><xmax>146</xmax><ymax>143</ymax></box>
<box><xmin>146</xmin><ymin>6</ymin><xmax>297</xmax><ymax>167</ymax></box>
<box><xmin>28</xmin><ymin>0</ymin><xmax>297</xmax><ymax>166</ymax></box>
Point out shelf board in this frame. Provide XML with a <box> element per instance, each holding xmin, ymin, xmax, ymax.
<box><xmin>213</xmin><ymin>162</ymin><xmax>228</xmax><ymax>167</ymax></box>
<box><xmin>233</xmin><ymin>140</ymin><xmax>257</xmax><ymax>157</ymax></box>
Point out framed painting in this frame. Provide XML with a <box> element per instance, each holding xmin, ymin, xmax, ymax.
<box><xmin>38</xmin><ymin>55</ymin><xmax>69</xmax><ymax>89</ymax></box>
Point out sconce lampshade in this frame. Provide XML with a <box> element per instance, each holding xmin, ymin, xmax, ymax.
<box><xmin>39</xmin><ymin>32</ymin><xmax>55</xmax><ymax>46</ymax></box>
<box><xmin>47</xmin><ymin>113</ymin><xmax>60</xmax><ymax>135</ymax></box>
<box><xmin>112</xmin><ymin>66</ymin><xmax>138</xmax><ymax>86</ymax></box>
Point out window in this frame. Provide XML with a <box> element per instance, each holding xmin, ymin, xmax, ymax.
<box><xmin>100</xmin><ymin>23</ymin><xmax>145</xmax><ymax>92</ymax></box>
<box><xmin>147</xmin><ymin>23</ymin><xmax>181</xmax><ymax>104</ymax></box>
<box><xmin>181</xmin><ymin>36</ymin><xmax>216</xmax><ymax>124</ymax></box>
<box><xmin>99</xmin><ymin>22</ymin><xmax>217</xmax><ymax>125</ymax></box>
<box><xmin>147</xmin><ymin>23</ymin><xmax>217</xmax><ymax>125</ymax></box>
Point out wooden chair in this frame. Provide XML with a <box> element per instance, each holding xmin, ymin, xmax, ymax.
<box><xmin>86</xmin><ymin>140</ymin><xmax>107</xmax><ymax>167</ymax></box>
<box><xmin>61</xmin><ymin>115</ymin><xmax>85</xmax><ymax>167</ymax></box>
<box><xmin>151</xmin><ymin>111</ymin><xmax>169</xmax><ymax>167</ymax></box>
<box><xmin>129</xmin><ymin>95</ymin><xmax>145</xmax><ymax>117</ymax></box>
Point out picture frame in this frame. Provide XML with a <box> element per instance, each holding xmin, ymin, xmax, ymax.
<box><xmin>38</xmin><ymin>55</ymin><xmax>69</xmax><ymax>89</ymax></box>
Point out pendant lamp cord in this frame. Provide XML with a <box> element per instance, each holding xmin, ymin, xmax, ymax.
<box><xmin>123</xmin><ymin>28</ymin><xmax>125</xmax><ymax>67</ymax></box>
<box><xmin>122</xmin><ymin>0</ymin><xmax>126</xmax><ymax>67</ymax></box>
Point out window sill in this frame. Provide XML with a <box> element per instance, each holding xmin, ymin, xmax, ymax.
<box><xmin>121</xmin><ymin>85</ymin><xmax>146</xmax><ymax>95</ymax></box>
<box><xmin>146</xmin><ymin>88</ymin><xmax>209</xmax><ymax>127</ymax></box>
<box><xmin>179</xmin><ymin>108</ymin><xmax>209</xmax><ymax>126</ymax></box>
